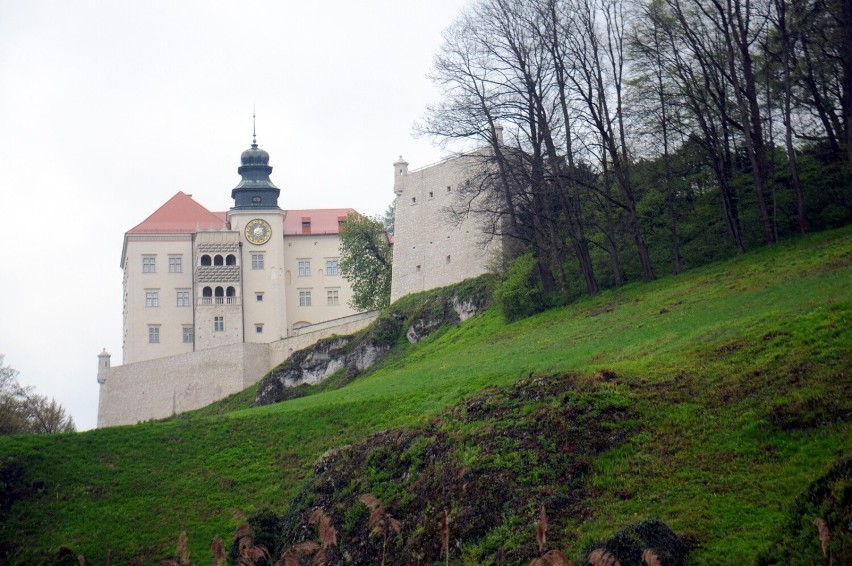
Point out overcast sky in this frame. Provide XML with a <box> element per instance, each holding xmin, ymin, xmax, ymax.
<box><xmin>0</xmin><ymin>0</ymin><xmax>471</xmax><ymax>430</ymax></box>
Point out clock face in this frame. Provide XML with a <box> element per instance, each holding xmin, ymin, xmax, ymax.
<box><xmin>245</xmin><ymin>219</ymin><xmax>272</xmax><ymax>245</ymax></box>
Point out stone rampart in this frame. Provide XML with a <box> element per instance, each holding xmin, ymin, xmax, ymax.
<box><xmin>97</xmin><ymin>310</ymin><xmax>379</xmax><ymax>427</ymax></box>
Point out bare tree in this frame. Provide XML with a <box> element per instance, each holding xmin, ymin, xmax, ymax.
<box><xmin>565</xmin><ymin>0</ymin><xmax>657</xmax><ymax>280</ymax></box>
<box><xmin>0</xmin><ymin>355</ymin><xmax>75</xmax><ymax>435</ymax></box>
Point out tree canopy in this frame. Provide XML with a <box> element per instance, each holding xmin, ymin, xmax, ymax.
<box><xmin>423</xmin><ymin>0</ymin><xmax>852</xmax><ymax>307</ymax></box>
<box><xmin>339</xmin><ymin>213</ymin><xmax>393</xmax><ymax>311</ymax></box>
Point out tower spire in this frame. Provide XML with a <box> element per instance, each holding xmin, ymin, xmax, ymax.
<box><xmin>231</xmin><ymin>111</ymin><xmax>280</xmax><ymax>210</ymax></box>
<box><xmin>252</xmin><ymin>106</ymin><xmax>257</xmax><ymax>148</ymax></box>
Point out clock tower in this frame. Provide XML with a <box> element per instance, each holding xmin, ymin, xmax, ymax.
<box><xmin>227</xmin><ymin>126</ymin><xmax>289</xmax><ymax>341</ymax></box>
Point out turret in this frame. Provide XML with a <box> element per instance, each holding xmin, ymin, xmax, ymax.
<box><xmin>393</xmin><ymin>155</ymin><xmax>408</xmax><ymax>196</ymax></box>
<box><xmin>231</xmin><ymin>118</ymin><xmax>281</xmax><ymax>209</ymax></box>
<box><xmin>97</xmin><ymin>349</ymin><xmax>111</xmax><ymax>385</ymax></box>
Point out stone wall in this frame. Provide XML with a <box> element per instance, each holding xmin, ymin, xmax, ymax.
<box><xmin>391</xmin><ymin>152</ymin><xmax>498</xmax><ymax>302</ymax></box>
<box><xmin>97</xmin><ymin>310</ymin><xmax>379</xmax><ymax>427</ymax></box>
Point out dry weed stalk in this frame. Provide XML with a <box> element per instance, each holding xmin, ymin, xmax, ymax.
<box><xmin>275</xmin><ymin>541</ymin><xmax>322</xmax><ymax>566</ymax></box>
<box><xmin>814</xmin><ymin>517</ymin><xmax>830</xmax><ymax>558</ymax></box>
<box><xmin>358</xmin><ymin>494</ymin><xmax>402</xmax><ymax>566</ymax></box>
<box><xmin>641</xmin><ymin>549</ymin><xmax>662</xmax><ymax>566</ymax></box>
<box><xmin>233</xmin><ymin>522</ymin><xmax>252</xmax><ymax>541</ymax></box>
<box><xmin>587</xmin><ymin>548</ymin><xmax>620</xmax><ymax>566</ymax></box>
<box><xmin>77</xmin><ymin>556</ymin><xmax>86</xmax><ymax>566</ymax></box>
<box><xmin>275</xmin><ymin>550</ymin><xmax>299</xmax><ymax>566</ymax></box>
<box><xmin>530</xmin><ymin>549</ymin><xmax>571</xmax><ymax>565</ymax></box>
<box><xmin>231</xmin><ymin>522</ymin><xmax>271</xmax><ymax>566</ymax></box>
<box><xmin>308</xmin><ymin>508</ymin><xmax>338</xmax><ymax>549</ymax></box>
<box><xmin>210</xmin><ymin>535</ymin><xmax>226</xmax><ymax>566</ymax></box>
<box><xmin>440</xmin><ymin>509</ymin><xmax>450</xmax><ymax>566</ymax></box>
<box><xmin>176</xmin><ymin>531</ymin><xmax>190</xmax><ymax>565</ymax></box>
<box><xmin>536</xmin><ymin>505</ymin><xmax>548</xmax><ymax>554</ymax></box>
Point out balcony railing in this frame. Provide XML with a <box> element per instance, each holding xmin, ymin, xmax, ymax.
<box><xmin>200</xmin><ymin>296</ymin><xmax>241</xmax><ymax>306</ymax></box>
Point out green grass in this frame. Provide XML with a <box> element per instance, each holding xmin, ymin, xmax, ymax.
<box><xmin>1</xmin><ymin>227</ymin><xmax>850</xmax><ymax>564</ymax></box>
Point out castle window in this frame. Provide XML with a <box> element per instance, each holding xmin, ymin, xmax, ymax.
<box><xmin>325</xmin><ymin>259</ymin><xmax>339</xmax><ymax>276</ymax></box>
<box><xmin>168</xmin><ymin>256</ymin><xmax>182</xmax><ymax>273</ymax></box>
<box><xmin>252</xmin><ymin>196</ymin><xmax>262</xmax><ymax>204</ymax></box>
<box><xmin>446</xmin><ymin>255</ymin><xmax>451</xmax><ymax>264</ymax></box>
<box><xmin>214</xmin><ymin>316</ymin><xmax>224</xmax><ymax>332</ymax></box>
<box><xmin>176</xmin><ymin>289</ymin><xmax>191</xmax><ymax>307</ymax></box>
<box><xmin>145</xmin><ymin>290</ymin><xmax>159</xmax><ymax>307</ymax></box>
<box><xmin>299</xmin><ymin>290</ymin><xmax>312</xmax><ymax>306</ymax></box>
<box><xmin>226</xmin><ymin>287</ymin><xmax>236</xmax><ymax>304</ymax></box>
<box><xmin>255</xmin><ymin>292</ymin><xmax>264</xmax><ymax>302</ymax></box>
<box><xmin>214</xmin><ymin>255</ymin><xmax>224</xmax><ymax>266</ymax></box>
<box><xmin>416</xmin><ymin>265</ymin><xmax>421</xmax><ymax>272</ymax></box>
<box><xmin>148</xmin><ymin>326</ymin><xmax>160</xmax><ymax>344</ymax></box>
<box><xmin>201</xmin><ymin>255</ymin><xmax>212</xmax><ymax>266</ymax></box>
<box><xmin>142</xmin><ymin>256</ymin><xmax>156</xmax><ymax>273</ymax></box>
<box><xmin>327</xmin><ymin>289</ymin><xmax>339</xmax><ymax>306</ymax></box>
<box><xmin>301</xmin><ymin>218</ymin><xmax>312</xmax><ymax>234</ymax></box>
<box><xmin>429</xmin><ymin>191</ymin><xmax>433</xmax><ymax>198</ymax></box>
<box><xmin>214</xmin><ymin>286</ymin><xmax>224</xmax><ymax>304</ymax></box>
<box><xmin>298</xmin><ymin>260</ymin><xmax>311</xmax><ymax>277</ymax></box>
<box><xmin>447</xmin><ymin>185</ymin><xmax>452</xmax><ymax>192</ymax></box>
<box><xmin>226</xmin><ymin>254</ymin><xmax>237</xmax><ymax>266</ymax></box>
<box><xmin>338</xmin><ymin>216</ymin><xmax>347</xmax><ymax>230</ymax></box>
<box><xmin>251</xmin><ymin>253</ymin><xmax>264</xmax><ymax>270</ymax></box>
<box><xmin>411</xmin><ymin>197</ymin><xmax>416</xmax><ymax>204</ymax></box>
<box><xmin>255</xmin><ymin>324</ymin><xmax>263</xmax><ymax>334</ymax></box>
<box><xmin>182</xmin><ymin>326</ymin><xmax>193</xmax><ymax>344</ymax></box>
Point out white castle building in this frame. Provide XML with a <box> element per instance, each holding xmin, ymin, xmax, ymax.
<box><xmin>97</xmin><ymin>132</ymin><xmax>496</xmax><ymax>427</ymax></box>
<box><xmin>390</xmin><ymin>151</ymin><xmax>497</xmax><ymax>302</ymax></box>
<box><xmin>120</xmin><ymin>134</ymin><xmax>361</xmax><ymax>364</ymax></box>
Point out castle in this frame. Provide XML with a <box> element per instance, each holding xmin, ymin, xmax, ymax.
<box><xmin>97</xmin><ymin>134</ymin><xmax>493</xmax><ymax>427</ymax></box>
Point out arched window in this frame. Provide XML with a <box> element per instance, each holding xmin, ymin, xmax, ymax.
<box><xmin>226</xmin><ymin>254</ymin><xmax>237</xmax><ymax>266</ymax></box>
<box><xmin>200</xmin><ymin>255</ymin><xmax>211</xmax><ymax>266</ymax></box>
<box><xmin>202</xmin><ymin>286</ymin><xmax>212</xmax><ymax>305</ymax></box>
<box><xmin>214</xmin><ymin>255</ymin><xmax>224</xmax><ymax>266</ymax></box>
<box><xmin>226</xmin><ymin>286</ymin><xmax>236</xmax><ymax>303</ymax></box>
<box><xmin>214</xmin><ymin>286</ymin><xmax>224</xmax><ymax>305</ymax></box>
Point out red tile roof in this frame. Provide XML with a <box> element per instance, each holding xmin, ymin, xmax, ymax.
<box><xmin>283</xmin><ymin>208</ymin><xmax>357</xmax><ymax>235</ymax></box>
<box><xmin>127</xmin><ymin>192</ymin><xmax>228</xmax><ymax>234</ymax></box>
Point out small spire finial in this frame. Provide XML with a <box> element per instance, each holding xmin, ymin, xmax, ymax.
<box><xmin>252</xmin><ymin>106</ymin><xmax>257</xmax><ymax>148</ymax></box>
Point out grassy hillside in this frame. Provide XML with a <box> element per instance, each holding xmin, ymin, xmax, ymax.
<box><xmin>1</xmin><ymin>228</ymin><xmax>850</xmax><ymax>564</ymax></box>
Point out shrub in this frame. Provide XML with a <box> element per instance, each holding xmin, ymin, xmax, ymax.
<box><xmin>494</xmin><ymin>253</ymin><xmax>546</xmax><ymax>322</ymax></box>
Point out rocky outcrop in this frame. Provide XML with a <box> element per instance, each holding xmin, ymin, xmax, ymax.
<box><xmin>255</xmin><ymin>337</ymin><xmax>392</xmax><ymax>406</ymax></box>
<box><xmin>255</xmin><ymin>275</ymin><xmax>494</xmax><ymax>406</ymax></box>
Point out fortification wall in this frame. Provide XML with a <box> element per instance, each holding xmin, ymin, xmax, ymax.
<box><xmin>391</xmin><ymin>153</ymin><xmax>497</xmax><ymax>302</ymax></box>
<box><xmin>97</xmin><ymin>310</ymin><xmax>379</xmax><ymax>427</ymax></box>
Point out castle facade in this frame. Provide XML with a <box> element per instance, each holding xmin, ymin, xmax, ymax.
<box><xmin>97</xmin><ymin>133</ymin><xmax>497</xmax><ymax>427</ymax></box>
<box><xmin>120</xmin><ymin>136</ymin><xmax>359</xmax><ymax>365</ymax></box>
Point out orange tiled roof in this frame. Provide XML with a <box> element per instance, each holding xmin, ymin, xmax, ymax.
<box><xmin>127</xmin><ymin>192</ymin><xmax>228</xmax><ymax>234</ymax></box>
<box><xmin>283</xmin><ymin>208</ymin><xmax>357</xmax><ymax>235</ymax></box>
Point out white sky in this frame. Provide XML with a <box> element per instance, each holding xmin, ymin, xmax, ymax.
<box><xmin>0</xmin><ymin>0</ymin><xmax>471</xmax><ymax>430</ymax></box>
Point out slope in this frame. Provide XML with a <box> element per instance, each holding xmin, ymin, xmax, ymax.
<box><xmin>0</xmin><ymin>227</ymin><xmax>849</xmax><ymax>564</ymax></box>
